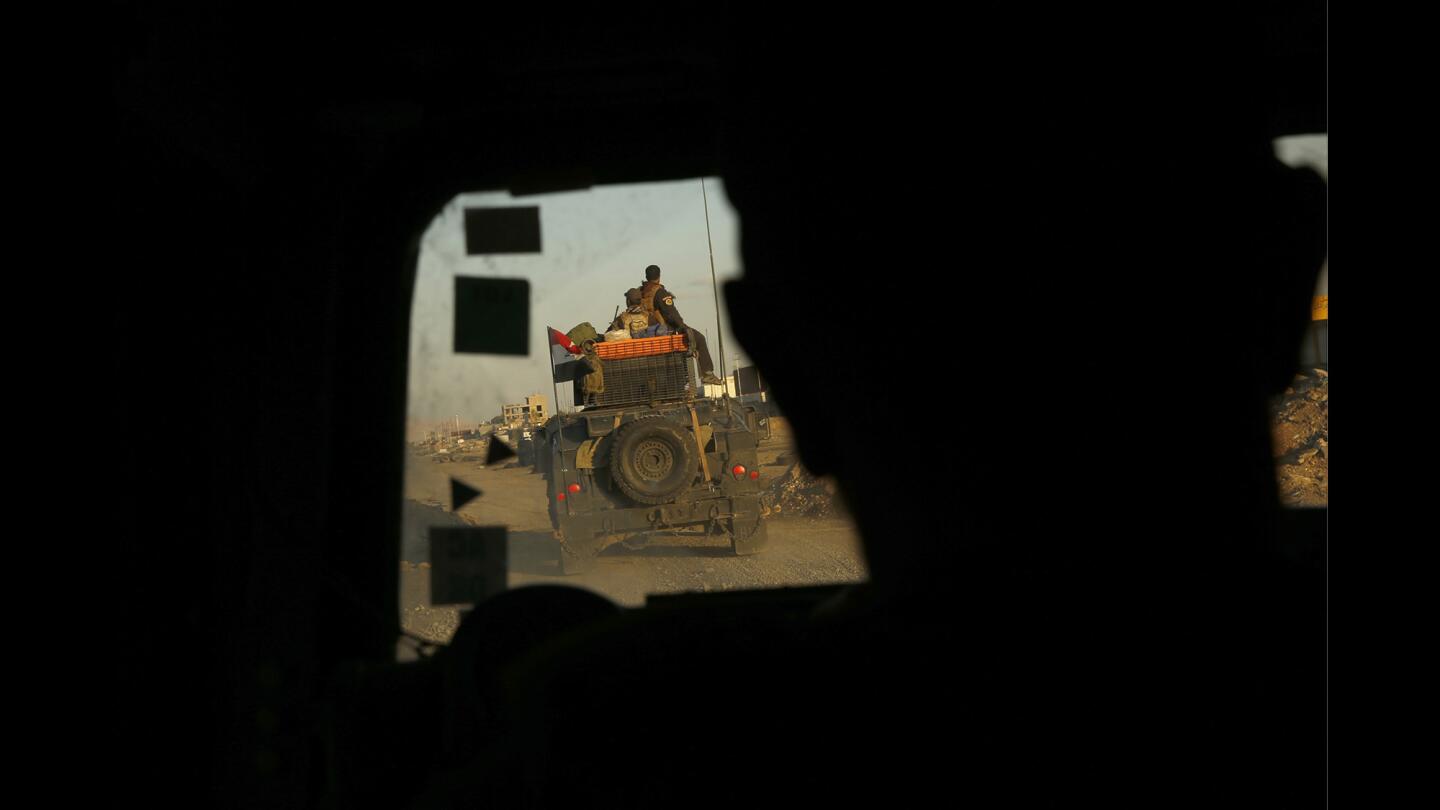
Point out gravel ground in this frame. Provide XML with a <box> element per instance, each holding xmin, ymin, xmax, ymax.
<box><xmin>1271</xmin><ymin>369</ymin><xmax>1329</xmax><ymax>507</ymax></box>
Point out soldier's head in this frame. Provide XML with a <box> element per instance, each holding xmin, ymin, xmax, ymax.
<box><xmin>625</xmin><ymin>287</ymin><xmax>642</xmax><ymax>306</ymax></box>
<box><xmin>644</xmin><ymin>265</ymin><xmax>661</xmax><ymax>281</ymax></box>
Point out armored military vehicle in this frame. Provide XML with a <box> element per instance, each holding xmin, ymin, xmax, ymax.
<box><xmin>541</xmin><ymin>333</ymin><xmax>768</xmax><ymax>573</ymax></box>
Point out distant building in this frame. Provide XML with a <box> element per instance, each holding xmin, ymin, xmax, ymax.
<box><xmin>503</xmin><ymin>394</ymin><xmax>549</xmax><ymax>428</ymax></box>
<box><xmin>702</xmin><ymin>373</ymin><xmax>738</xmax><ymax>399</ymax></box>
<box><xmin>703</xmin><ymin>364</ymin><xmax>767</xmax><ymax>401</ymax></box>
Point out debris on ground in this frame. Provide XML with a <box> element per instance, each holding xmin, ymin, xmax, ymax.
<box><xmin>440</xmin><ymin>454</ymin><xmax>483</xmax><ymax>464</ymax></box>
<box><xmin>399</xmin><ymin>561</ymin><xmax>460</xmax><ymax>643</ymax></box>
<box><xmin>413</xmin><ymin>433</ymin><xmax>496</xmax><ymax>463</ymax></box>
<box><xmin>1271</xmin><ymin>369</ymin><xmax>1329</xmax><ymax>507</ymax></box>
<box><xmin>766</xmin><ymin>463</ymin><xmax>841</xmax><ymax>518</ymax></box>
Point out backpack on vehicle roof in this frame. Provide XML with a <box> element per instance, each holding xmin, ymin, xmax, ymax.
<box><xmin>566</xmin><ymin>322</ymin><xmax>599</xmax><ymax>345</ymax></box>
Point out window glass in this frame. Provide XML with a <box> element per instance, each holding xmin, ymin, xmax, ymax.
<box><xmin>400</xmin><ymin>180</ymin><xmax>867</xmax><ymax>652</ymax></box>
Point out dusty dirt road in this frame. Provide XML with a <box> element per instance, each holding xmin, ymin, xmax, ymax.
<box><xmin>400</xmin><ymin>426</ymin><xmax>868</xmax><ymax>646</ymax></box>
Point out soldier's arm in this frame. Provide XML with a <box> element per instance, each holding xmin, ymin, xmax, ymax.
<box><xmin>657</xmin><ymin>290</ymin><xmax>686</xmax><ymax>330</ymax></box>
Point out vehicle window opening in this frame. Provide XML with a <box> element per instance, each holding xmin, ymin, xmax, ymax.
<box><xmin>400</xmin><ymin>180</ymin><xmax>869</xmax><ymax>657</ymax></box>
<box><xmin>1271</xmin><ymin>134</ymin><xmax>1328</xmax><ymax>510</ymax></box>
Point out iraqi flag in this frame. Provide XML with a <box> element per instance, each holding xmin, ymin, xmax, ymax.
<box><xmin>549</xmin><ymin>327</ymin><xmax>582</xmax><ymax>366</ymax></box>
<box><xmin>549</xmin><ymin>327</ymin><xmax>587</xmax><ymax>382</ymax></box>
<box><xmin>549</xmin><ymin>327</ymin><xmax>582</xmax><ymax>355</ymax></box>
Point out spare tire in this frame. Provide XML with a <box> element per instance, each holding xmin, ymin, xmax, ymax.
<box><xmin>609</xmin><ymin>417</ymin><xmax>700</xmax><ymax>505</ymax></box>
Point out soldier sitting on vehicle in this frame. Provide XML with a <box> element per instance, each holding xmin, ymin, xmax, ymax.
<box><xmin>638</xmin><ymin>264</ymin><xmax>724</xmax><ymax>385</ymax></box>
<box><xmin>610</xmin><ymin>287</ymin><xmax>663</xmax><ymax>338</ymax></box>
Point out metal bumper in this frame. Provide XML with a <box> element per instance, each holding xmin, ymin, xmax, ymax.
<box><xmin>556</xmin><ymin>494</ymin><xmax>762</xmax><ymax>539</ymax></box>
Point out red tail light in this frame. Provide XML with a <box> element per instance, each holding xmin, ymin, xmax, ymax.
<box><xmin>567</xmin><ymin>483</ymin><xmax>582</xmax><ymax>493</ymax></box>
<box><xmin>556</xmin><ymin>493</ymin><xmax>566</xmax><ymax>501</ymax></box>
<box><xmin>732</xmin><ymin>465</ymin><xmax>746</xmax><ymax>477</ymax></box>
<box><xmin>749</xmin><ymin>471</ymin><xmax>760</xmax><ymax>480</ymax></box>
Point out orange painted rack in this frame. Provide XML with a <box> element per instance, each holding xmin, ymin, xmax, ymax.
<box><xmin>593</xmin><ymin>334</ymin><xmax>688</xmax><ymax>360</ymax></box>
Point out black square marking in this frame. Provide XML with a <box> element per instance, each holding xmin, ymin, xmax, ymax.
<box><xmin>454</xmin><ymin>277</ymin><xmax>529</xmax><ymax>355</ymax></box>
<box><xmin>463</xmin><ymin>206</ymin><xmax>542</xmax><ymax>255</ymax></box>
<box><xmin>429</xmin><ymin>527</ymin><xmax>508</xmax><ymax>606</ymax></box>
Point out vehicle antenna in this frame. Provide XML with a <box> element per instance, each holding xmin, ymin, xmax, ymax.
<box><xmin>548</xmin><ymin>328</ymin><xmax>562</xmax><ymax>415</ymax></box>
<box><xmin>701</xmin><ymin>178</ymin><xmax>728</xmax><ymax>399</ymax></box>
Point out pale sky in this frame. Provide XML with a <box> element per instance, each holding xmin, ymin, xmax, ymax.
<box><xmin>408</xmin><ymin>177</ymin><xmax>748</xmax><ymax>429</ymax></box>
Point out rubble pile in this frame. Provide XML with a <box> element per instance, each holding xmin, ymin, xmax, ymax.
<box><xmin>766</xmin><ymin>463</ymin><xmax>842</xmax><ymax>518</ymax></box>
<box><xmin>1271</xmin><ymin>369</ymin><xmax>1329</xmax><ymax>507</ymax></box>
<box><xmin>399</xmin><ymin>561</ymin><xmax>461</xmax><ymax>645</ymax></box>
<box><xmin>416</xmin><ymin>436</ymin><xmax>490</xmax><ymax>464</ymax></box>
